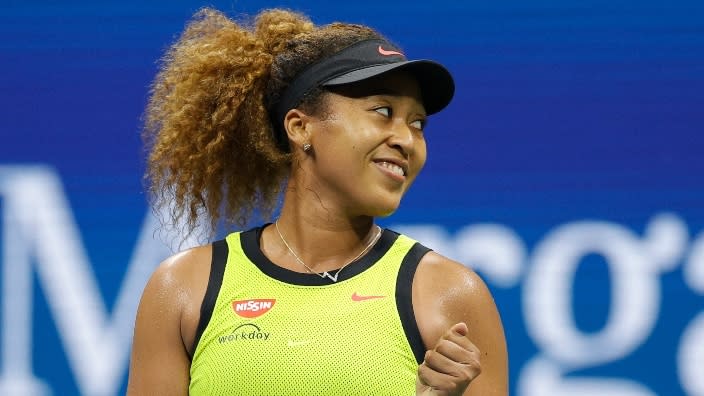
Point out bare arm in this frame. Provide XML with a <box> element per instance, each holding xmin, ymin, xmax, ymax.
<box><xmin>414</xmin><ymin>251</ymin><xmax>509</xmax><ymax>396</ymax></box>
<box><xmin>126</xmin><ymin>246</ymin><xmax>210</xmax><ymax>396</ymax></box>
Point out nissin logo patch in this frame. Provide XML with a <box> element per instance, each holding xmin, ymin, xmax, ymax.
<box><xmin>232</xmin><ymin>299</ymin><xmax>276</xmax><ymax>318</ymax></box>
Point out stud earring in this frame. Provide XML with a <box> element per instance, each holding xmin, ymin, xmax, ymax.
<box><xmin>302</xmin><ymin>143</ymin><xmax>312</xmax><ymax>152</ymax></box>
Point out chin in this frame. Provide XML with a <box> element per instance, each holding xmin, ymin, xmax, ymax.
<box><xmin>366</xmin><ymin>197</ymin><xmax>402</xmax><ymax>218</ymax></box>
<box><xmin>355</xmin><ymin>187</ymin><xmax>405</xmax><ymax>217</ymax></box>
<box><xmin>374</xmin><ymin>209</ymin><xmax>397</xmax><ymax>219</ymax></box>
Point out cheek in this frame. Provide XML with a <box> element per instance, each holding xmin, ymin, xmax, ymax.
<box><xmin>317</xmin><ymin>132</ymin><xmax>367</xmax><ymax>178</ymax></box>
<box><xmin>414</xmin><ymin>140</ymin><xmax>428</xmax><ymax>172</ymax></box>
<box><xmin>340</xmin><ymin>126</ymin><xmax>378</xmax><ymax>161</ymax></box>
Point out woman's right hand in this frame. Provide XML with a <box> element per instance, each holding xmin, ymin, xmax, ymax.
<box><xmin>415</xmin><ymin>322</ymin><xmax>482</xmax><ymax>396</ymax></box>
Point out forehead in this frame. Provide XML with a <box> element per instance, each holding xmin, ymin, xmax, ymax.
<box><xmin>326</xmin><ymin>71</ymin><xmax>423</xmax><ymax>105</ymax></box>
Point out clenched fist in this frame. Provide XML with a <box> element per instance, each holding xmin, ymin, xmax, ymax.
<box><xmin>416</xmin><ymin>322</ymin><xmax>482</xmax><ymax>396</ymax></box>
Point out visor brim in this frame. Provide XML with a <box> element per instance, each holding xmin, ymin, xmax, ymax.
<box><xmin>322</xmin><ymin>60</ymin><xmax>455</xmax><ymax>115</ymax></box>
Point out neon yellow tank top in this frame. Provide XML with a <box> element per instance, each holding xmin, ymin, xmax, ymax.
<box><xmin>189</xmin><ymin>226</ymin><xmax>430</xmax><ymax>395</ymax></box>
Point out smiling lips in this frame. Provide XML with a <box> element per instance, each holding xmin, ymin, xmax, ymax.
<box><xmin>375</xmin><ymin>160</ymin><xmax>406</xmax><ymax>180</ymax></box>
<box><xmin>377</xmin><ymin>161</ymin><xmax>405</xmax><ymax>176</ymax></box>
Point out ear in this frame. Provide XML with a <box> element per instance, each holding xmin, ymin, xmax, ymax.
<box><xmin>283</xmin><ymin>108</ymin><xmax>313</xmax><ymax>151</ymax></box>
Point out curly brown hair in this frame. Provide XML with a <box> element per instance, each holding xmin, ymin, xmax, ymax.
<box><xmin>143</xmin><ymin>8</ymin><xmax>385</xmax><ymax>237</ymax></box>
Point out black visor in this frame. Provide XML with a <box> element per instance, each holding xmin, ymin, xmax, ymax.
<box><xmin>272</xmin><ymin>38</ymin><xmax>455</xmax><ymax>151</ymax></box>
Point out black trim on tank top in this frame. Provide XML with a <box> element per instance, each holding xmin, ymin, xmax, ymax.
<box><xmin>240</xmin><ymin>224</ymin><xmax>399</xmax><ymax>286</ymax></box>
<box><xmin>190</xmin><ymin>238</ymin><xmax>229</xmax><ymax>359</ymax></box>
<box><xmin>396</xmin><ymin>243</ymin><xmax>432</xmax><ymax>364</ymax></box>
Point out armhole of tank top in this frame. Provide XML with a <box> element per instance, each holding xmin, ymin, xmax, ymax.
<box><xmin>395</xmin><ymin>242</ymin><xmax>431</xmax><ymax>364</ymax></box>
<box><xmin>190</xmin><ymin>238</ymin><xmax>229</xmax><ymax>359</ymax></box>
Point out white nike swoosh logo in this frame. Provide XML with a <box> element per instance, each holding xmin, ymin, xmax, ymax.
<box><xmin>287</xmin><ymin>339</ymin><xmax>312</xmax><ymax>347</ymax></box>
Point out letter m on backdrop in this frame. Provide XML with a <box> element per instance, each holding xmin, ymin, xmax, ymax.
<box><xmin>0</xmin><ymin>165</ymin><xmax>188</xmax><ymax>396</ymax></box>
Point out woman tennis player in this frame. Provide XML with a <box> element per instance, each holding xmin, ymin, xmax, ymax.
<box><xmin>128</xmin><ymin>8</ymin><xmax>508</xmax><ymax>395</ymax></box>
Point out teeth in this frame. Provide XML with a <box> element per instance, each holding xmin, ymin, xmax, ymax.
<box><xmin>379</xmin><ymin>161</ymin><xmax>405</xmax><ymax>176</ymax></box>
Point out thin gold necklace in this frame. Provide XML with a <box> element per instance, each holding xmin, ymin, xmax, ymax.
<box><xmin>274</xmin><ymin>220</ymin><xmax>382</xmax><ymax>282</ymax></box>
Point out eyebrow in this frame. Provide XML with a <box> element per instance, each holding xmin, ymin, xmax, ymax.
<box><xmin>368</xmin><ymin>90</ymin><xmax>427</xmax><ymax>114</ymax></box>
<box><xmin>329</xmin><ymin>84</ymin><xmax>427</xmax><ymax>115</ymax></box>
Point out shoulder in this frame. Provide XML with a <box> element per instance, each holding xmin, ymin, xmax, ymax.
<box><xmin>146</xmin><ymin>243</ymin><xmax>213</xmax><ymax>297</ymax></box>
<box><xmin>137</xmin><ymin>243</ymin><xmax>214</xmax><ymax>353</ymax></box>
<box><xmin>412</xmin><ymin>251</ymin><xmax>504</xmax><ymax>349</ymax></box>
<box><xmin>128</xmin><ymin>244</ymin><xmax>215</xmax><ymax>393</ymax></box>
<box><xmin>412</xmin><ymin>251</ymin><xmax>509</xmax><ymax>394</ymax></box>
<box><xmin>413</xmin><ymin>251</ymin><xmax>496</xmax><ymax>320</ymax></box>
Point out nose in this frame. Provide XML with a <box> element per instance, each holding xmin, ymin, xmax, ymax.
<box><xmin>386</xmin><ymin>119</ymin><xmax>416</xmax><ymax>157</ymax></box>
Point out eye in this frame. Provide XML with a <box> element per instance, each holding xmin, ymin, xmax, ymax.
<box><xmin>410</xmin><ymin>119</ymin><xmax>426</xmax><ymax>130</ymax></box>
<box><xmin>374</xmin><ymin>107</ymin><xmax>391</xmax><ymax>117</ymax></box>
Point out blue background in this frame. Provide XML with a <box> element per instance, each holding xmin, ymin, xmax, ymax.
<box><xmin>1</xmin><ymin>1</ymin><xmax>703</xmax><ymax>395</ymax></box>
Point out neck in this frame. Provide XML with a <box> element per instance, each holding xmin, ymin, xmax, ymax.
<box><xmin>261</xmin><ymin>183</ymin><xmax>378</xmax><ymax>274</ymax></box>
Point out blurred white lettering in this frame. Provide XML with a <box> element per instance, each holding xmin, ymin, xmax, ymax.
<box><xmin>519</xmin><ymin>215</ymin><xmax>687</xmax><ymax>395</ymax></box>
<box><xmin>0</xmin><ymin>166</ymin><xmax>189</xmax><ymax>396</ymax></box>
<box><xmin>0</xmin><ymin>167</ymin><xmax>698</xmax><ymax>395</ymax></box>
<box><xmin>683</xmin><ymin>231</ymin><xmax>704</xmax><ymax>294</ymax></box>
<box><xmin>679</xmin><ymin>232</ymin><xmax>704</xmax><ymax>396</ymax></box>
<box><xmin>519</xmin><ymin>357</ymin><xmax>657</xmax><ymax>396</ymax></box>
